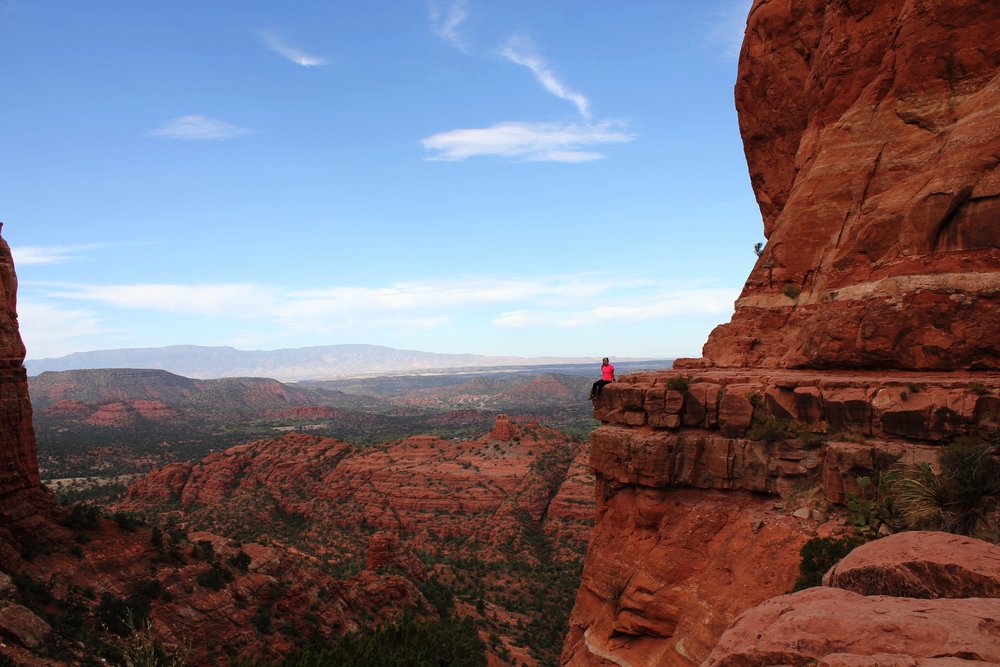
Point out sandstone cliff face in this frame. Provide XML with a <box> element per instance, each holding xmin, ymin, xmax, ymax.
<box><xmin>565</xmin><ymin>1</ymin><xmax>1000</xmax><ymax>664</ymax></box>
<box><xmin>564</xmin><ymin>370</ymin><xmax>997</xmax><ymax>665</ymax></box>
<box><xmin>0</xmin><ymin>236</ymin><xmax>39</xmax><ymax>498</ymax></box>
<box><xmin>695</xmin><ymin>0</ymin><xmax>1000</xmax><ymax>371</ymax></box>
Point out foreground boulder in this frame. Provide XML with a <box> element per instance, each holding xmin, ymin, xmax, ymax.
<box><xmin>825</xmin><ymin>531</ymin><xmax>1000</xmax><ymax>598</ymax></box>
<box><xmin>704</xmin><ymin>587</ymin><xmax>1000</xmax><ymax>667</ymax></box>
<box><xmin>705</xmin><ymin>532</ymin><xmax>1000</xmax><ymax>666</ymax></box>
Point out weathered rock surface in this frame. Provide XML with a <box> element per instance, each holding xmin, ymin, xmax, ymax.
<box><xmin>0</xmin><ymin>235</ymin><xmax>39</xmax><ymax>496</ymax></box>
<box><xmin>697</xmin><ymin>531</ymin><xmax>1000</xmax><ymax>665</ymax></box>
<box><xmin>125</xmin><ymin>415</ymin><xmax>593</xmax><ymax>663</ymax></box>
<box><xmin>824</xmin><ymin>531</ymin><xmax>1000</xmax><ymax>598</ymax></box>
<box><xmin>704</xmin><ymin>587</ymin><xmax>1000</xmax><ymax>667</ymax></box>
<box><xmin>490</xmin><ymin>413</ymin><xmax>517</xmax><ymax>441</ymax></box>
<box><xmin>693</xmin><ymin>0</ymin><xmax>1000</xmax><ymax>371</ymax></box>
<box><xmin>561</xmin><ymin>489</ymin><xmax>829</xmax><ymax>667</ymax></box>
<box><xmin>569</xmin><ymin>368</ymin><xmax>999</xmax><ymax>665</ymax></box>
<box><xmin>127</xmin><ymin>420</ymin><xmax>592</xmax><ymax>564</ymax></box>
<box><xmin>592</xmin><ymin>369</ymin><xmax>994</xmax><ymax>502</ymax></box>
<box><xmin>566</xmin><ymin>1</ymin><xmax>1000</xmax><ymax>665</ymax></box>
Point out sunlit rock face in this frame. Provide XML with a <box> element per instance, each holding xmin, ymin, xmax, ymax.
<box><xmin>563</xmin><ymin>0</ymin><xmax>1000</xmax><ymax>664</ymax></box>
<box><xmin>704</xmin><ymin>533</ymin><xmax>1000</xmax><ymax>666</ymax></box>
<box><xmin>696</xmin><ymin>0</ymin><xmax>1000</xmax><ymax>371</ymax></box>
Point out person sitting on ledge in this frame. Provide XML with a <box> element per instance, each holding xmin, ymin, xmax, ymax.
<box><xmin>590</xmin><ymin>357</ymin><xmax>615</xmax><ymax>400</ymax></box>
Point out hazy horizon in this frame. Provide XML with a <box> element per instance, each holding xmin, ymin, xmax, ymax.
<box><xmin>25</xmin><ymin>341</ymin><xmax>673</xmax><ymax>382</ymax></box>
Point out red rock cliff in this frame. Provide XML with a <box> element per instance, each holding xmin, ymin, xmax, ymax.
<box><xmin>696</xmin><ymin>0</ymin><xmax>1000</xmax><ymax>371</ymax></box>
<box><xmin>0</xmin><ymin>235</ymin><xmax>40</xmax><ymax>498</ymax></box>
<box><xmin>564</xmin><ymin>1</ymin><xmax>1000</xmax><ymax>665</ymax></box>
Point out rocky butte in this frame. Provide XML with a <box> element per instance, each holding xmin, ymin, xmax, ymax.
<box><xmin>563</xmin><ymin>0</ymin><xmax>1000</xmax><ymax>665</ymax></box>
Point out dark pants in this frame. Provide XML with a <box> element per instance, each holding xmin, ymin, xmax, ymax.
<box><xmin>590</xmin><ymin>379</ymin><xmax>611</xmax><ymax>399</ymax></box>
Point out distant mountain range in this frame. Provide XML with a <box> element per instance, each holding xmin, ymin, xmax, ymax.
<box><xmin>24</xmin><ymin>345</ymin><xmax>662</xmax><ymax>382</ymax></box>
<box><xmin>24</xmin><ymin>344</ymin><xmax>633</xmax><ymax>381</ymax></box>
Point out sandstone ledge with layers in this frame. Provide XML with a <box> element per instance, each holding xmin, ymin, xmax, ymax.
<box><xmin>562</xmin><ymin>370</ymin><xmax>998</xmax><ymax>666</ymax></box>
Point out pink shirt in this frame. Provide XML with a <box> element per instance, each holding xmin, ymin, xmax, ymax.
<box><xmin>601</xmin><ymin>364</ymin><xmax>615</xmax><ymax>381</ymax></box>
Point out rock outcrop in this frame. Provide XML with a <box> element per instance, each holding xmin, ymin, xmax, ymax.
<box><xmin>824</xmin><ymin>530</ymin><xmax>1000</xmax><ymax>599</ymax></box>
<box><xmin>0</xmin><ymin>234</ymin><xmax>40</xmax><ymax>497</ymax></box>
<box><xmin>564</xmin><ymin>0</ymin><xmax>1000</xmax><ymax>664</ymax></box>
<box><xmin>705</xmin><ymin>533</ymin><xmax>1000</xmax><ymax>666</ymax></box>
<box><xmin>694</xmin><ymin>0</ymin><xmax>1000</xmax><ymax>371</ymax></box>
<box><xmin>490</xmin><ymin>413</ymin><xmax>517</xmax><ymax>441</ymax></box>
<box><xmin>564</xmin><ymin>369</ymin><xmax>997</xmax><ymax>665</ymax></box>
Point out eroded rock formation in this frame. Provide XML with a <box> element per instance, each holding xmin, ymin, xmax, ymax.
<box><xmin>693</xmin><ymin>0</ymin><xmax>1000</xmax><ymax>371</ymax></box>
<box><xmin>0</xmin><ymin>234</ymin><xmax>39</xmax><ymax>498</ymax></box>
<box><xmin>564</xmin><ymin>0</ymin><xmax>1000</xmax><ymax>664</ymax></box>
<box><xmin>125</xmin><ymin>425</ymin><xmax>594</xmax><ymax>662</ymax></box>
<box><xmin>705</xmin><ymin>533</ymin><xmax>1000</xmax><ymax>666</ymax></box>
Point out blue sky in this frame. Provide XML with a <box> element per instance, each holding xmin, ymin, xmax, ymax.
<box><xmin>1</xmin><ymin>0</ymin><xmax>760</xmax><ymax>361</ymax></box>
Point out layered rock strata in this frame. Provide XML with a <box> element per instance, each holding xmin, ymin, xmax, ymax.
<box><xmin>563</xmin><ymin>371</ymin><xmax>997</xmax><ymax>665</ymax></box>
<box><xmin>693</xmin><ymin>0</ymin><xmax>1000</xmax><ymax>371</ymax></box>
<box><xmin>565</xmin><ymin>1</ymin><xmax>1000</xmax><ymax>663</ymax></box>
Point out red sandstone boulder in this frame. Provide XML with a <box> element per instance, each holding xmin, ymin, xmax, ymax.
<box><xmin>703</xmin><ymin>588</ymin><xmax>1000</xmax><ymax>667</ymax></box>
<box><xmin>824</xmin><ymin>531</ymin><xmax>1000</xmax><ymax>598</ymax></box>
<box><xmin>0</xmin><ymin>604</ymin><xmax>50</xmax><ymax>650</ymax></box>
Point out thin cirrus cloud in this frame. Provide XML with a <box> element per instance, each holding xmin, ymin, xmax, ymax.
<box><xmin>423</xmin><ymin>6</ymin><xmax>633</xmax><ymax>162</ymax></box>
<box><xmin>37</xmin><ymin>275</ymin><xmax>733</xmax><ymax>332</ymax></box>
<box><xmin>150</xmin><ymin>115</ymin><xmax>251</xmax><ymax>141</ymax></box>
<box><xmin>18</xmin><ymin>301</ymin><xmax>109</xmax><ymax>359</ymax></box>
<box><xmin>493</xmin><ymin>288</ymin><xmax>740</xmax><ymax>328</ymax></box>
<box><xmin>258</xmin><ymin>30</ymin><xmax>327</xmax><ymax>67</ymax></box>
<box><xmin>428</xmin><ymin>0</ymin><xmax>469</xmax><ymax>50</ymax></box>
<box><xmin>11</xmin><ymin>244</ymin><xmax>103</xmax><ymax>266</ymax></box>
<box><xmin>500</xmin><ymin>36</ymin><xmax>591</xmax><ymax>119</ymax></box>
<box><xmin>708</xmin><ymin>0</ymin><xmax>753</xmax><ymax>60</ymax></box>
<box><xmin>38</xmin><ymin>282</ymin><xmax>279</xmax><ymax>320</ymax></box>
<box><xmin>421</xmin><ymin>120</ymin><xmax>634</xmax><ymax>162</ymax></box>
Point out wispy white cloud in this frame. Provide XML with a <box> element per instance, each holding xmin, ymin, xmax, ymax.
<box><xmin>39</xmin><ymin>282</ymin><xmax>278</xmax><ymax>319</ymax></box>
<box><xmin>708</xmin><ymin>0</ymin><xmax>753</xmax><ymax>61</ymax></box>
<box><xmin>421</xmin><ymin>120</ymin><xmax>633</xmax><ymax>162</ymax></box>
<box><xmin>500</xmin><ymin>36</ymin><xmax>591</xmax><ymax>118</ymax></box>
<box><xmin>493</xmin><ymin>288</ymin><xmax>739</xmax><ymax>329</ymax></box>
<box><xmin>150</xmin><ymin>115</ymin><xmax>251</xmax><ymax>141</ymax></box>
<box><xmin>18</xmin><ymin>301</ymin><xmax>109</xmax><ymax>359</ymax></box>
<box><xmin>21</xmin><ymin>275</ymin><xmax>736</xmax><ymax>358</ymax></box>
<box><xmin>258</xmin><ymin>30</ymin><xmax>327</xmax><ymax>67</ymax></box>
<box><xmin>11</xmin><ymin>244</ymin><xmax>103</xmax><ymax>266</ymax></box>
<box><xmin>428</xmin><ymin>0</ymin><xmax>469</xmax><ymax>50</ymax></box>
<box><xmin>36</xmin><ymin>275</ymin><xmax>734</xmax><ymax>333</ymax></box>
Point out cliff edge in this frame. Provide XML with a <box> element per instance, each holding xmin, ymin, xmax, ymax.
<box><xmin>696</xmin><ymin>0</ymin><xmax>1000</xmax><ymax>371</ymax></box>
<box><xmin>563</xmin><ymin>0</ymin><xmax>1000</xmax><ymax>664</ymax></box>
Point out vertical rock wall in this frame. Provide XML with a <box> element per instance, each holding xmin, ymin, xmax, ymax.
<box><xmin>0</xmin><ymin>236</ymin><xmax>39</xmax><ymax>499</ymax></box>
<box><xmin>696</xmin><ymin>0</ymin><xmax>1000</xmax><ymax>371</ymax></box>
<box><xmin>564</xmin><ymin>0</ymin><xmax>1000</xmax><ymax>664</ymax></box>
